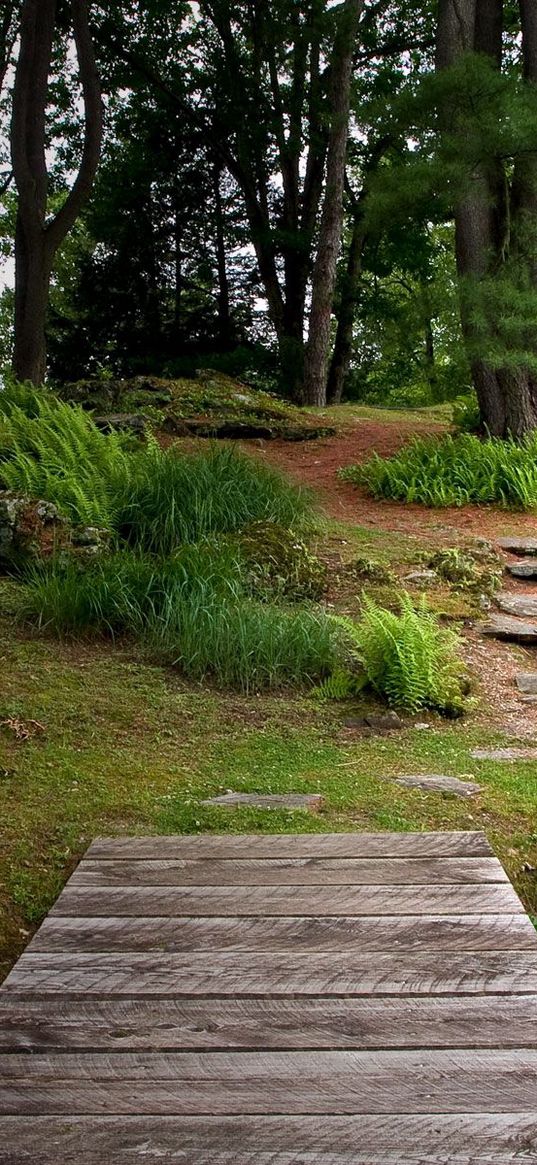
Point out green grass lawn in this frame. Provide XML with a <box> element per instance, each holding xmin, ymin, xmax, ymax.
<box><xmin>2</xmin><ymin>596</ymin><xmax>537</xmax><ymax>980</ymax></box>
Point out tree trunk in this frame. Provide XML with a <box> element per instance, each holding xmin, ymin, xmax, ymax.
<box><xmin>12</xmin><ymin>218</ymin><xmax>51</xmax><ymax>384</ymax></box>
<box><xmin>11</xmin><ymin>0</ymin><xmax>102</xmax><ymax>385</ymax></box>
<box><xmin>303</xmin><ymin>0</ymin><xmax>364</xmax><ymax>406</ymax></box>
<box><xmin>213</xmin><ymin>161</ymin><xmax>232</xmax><ymax>348</ymax></box>
<box><xmin>326</xmin><ymin>214</ymin><xmax>366</xmax><ymax>405</ymax></box>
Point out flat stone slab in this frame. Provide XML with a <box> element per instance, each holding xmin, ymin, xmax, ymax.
<box><xmin>383</xmin><ymin>773</ymin><xmax>482</xmax><ymax>797</ymax></box>
<box><xmin>343</xmin><ymin>712</ymin><xmax>402</xmax><ymax>732</ymax></box>
<box><xmin>471</xmin><ymin>748</ymin><xmax>537</xmax><ymax>762</ymax></box>
<box><xmin>508</xmin><ymin>560</ymin><xmax>537</xmax><ymax>579</ymax></box>
<box><xmin>516</xmin><ymin>673</ymin><xmax>537</xmax><ymax>694</ymax></box>
<box><xmin>201</xmin><ymin>792</ymin><xmax>324</xmax><ymax>812</ymax></box>
<box><xmin>496</xmin><ymin>592</ymin><xmax>537</xmax><ymax>618</ymax></box>
<box><xmin>482</xmin><ymin>614</ymin><xmax>537</xmax><ymax>642</ymax></box>
<box><xmin>498</xmin><ymin>536</ymin><xmax>537</xmax><ymax>555</ymax></box>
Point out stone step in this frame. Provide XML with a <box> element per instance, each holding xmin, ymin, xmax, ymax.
<box><xmin>471</xmin><ymin>747</ymin><xmax>537</xmax><ymax>761</ymax></box>
<box><xmin>515</xmin><ymin>673</ymin><xmax>537</xmax><ymax>694</ymax></box>
<box><xmin>508</xmin><ymin>559</ymin><xmax>537</xmax><ymax>579</ymax></box>
<box><xmin>497</xmin><ymin>536</ymin><xmax>537</xmax><ymax>555</ymax></box>
<box><xmin>379</xmin><ymin>773</ymin><xmax>481</xmax><ymax>797</ymax></box>
<box><xmin>481</xmin><ymin>613</ymin><xmax>537</xmax><ymax>642</ymax></box>
<box><xmin>201</xmin><ymin>792</ymin><xmax>324</xmax><ymax>812</ymax></box>
<box><xmin>496</xmin><ymin>592</ymin><xmax>537</xmax><ymax>618</ymax></box>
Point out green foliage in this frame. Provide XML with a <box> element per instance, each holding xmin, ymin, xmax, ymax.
<box><xmin>426</xmin><ymin>547</ymin><xmax>502</xmax><ymax>597</ymax></box>
<box><xmin>341</xmin><ymin>432</ymin><xmax>537</xmax><ymax>510</ymax></box>
<box><xmin>336</xmin><ymin>596</ymin><xmax>466</xmax><ymax>715</ymax></box>
<box><xmin>0</xmin><ymin>383</ymin><xmax>132</xmax><ymax>526</ymax></box>
<box><xmin>347</xmin><ymin>557</ymin><xmax>397</xmax><ymax>586</ymax></box>
<box><xmin>118</xmin><ymin>443</ymin><xmax>314</xmax><ymax>555</ymax></box>
<box><xmin>229</xmin><ymin>521</ymin><xmax>327</xmax><ymax>602</ymax></box>
<box><xmin>451</xmin><ymin>393</ymin><xmax>480</xmax><ymax>433</ymax></box>
<box><xmin>21</xmin><ymin>549</ymin><xmax>337</xmax><ymax>692</ymax></box>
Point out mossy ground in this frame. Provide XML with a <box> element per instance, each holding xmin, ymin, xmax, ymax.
<box><xmin>2</xmin><ymin>400</ymin><xmax>537</xmax><ymax>980</ymax></box>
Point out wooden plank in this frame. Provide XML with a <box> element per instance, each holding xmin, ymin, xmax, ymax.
<box><xmin>28</xmin><ymin>912</ymin><xmax>537</xmax><ymax>954</ymax></box>
<box><xmin>0</xmin><ymin>1114</ymin><xmax>536</xmax><ymax>1164</ymax></box>
<box><xmin>2</xmin><ymin>994</ymin><xmax>537</xmax><ymax>1052</ymax></box>
<box><xmin>4</xmin><ymin>949</ymin><xmax>537</xmax><ymax>996</ymax></box>
<box><xmin>87</xmin><ymin>831</ymin><xmax>493</xmax><ymax>860</ymax></box>
<box><xmin>2</xmin><ymin>1050</ymin><xmax>537</xmax><ymax>1115</ymax></box>
<box><xmin>71</xmin><ymin>856</ymin><xmax>508</xmax><ymax>886</ymax></box>
<box><xmin>49</xmin><ymin>881</ymin><xmax>524</xmax><ymax>917</ymax></box>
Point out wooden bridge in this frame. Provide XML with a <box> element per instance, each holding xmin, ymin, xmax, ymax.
<box><xmin>1</xmin><ymin>830</ymin><xmax>537</xmax><ymax>1163</ymax></box>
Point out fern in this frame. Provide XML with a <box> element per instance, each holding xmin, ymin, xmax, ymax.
<box><xmin>0</xmin><ymin>386</ymin><xmax>133</xmax><ymax>527</ymax></box>
<box><xmin>328</xmin><ymin>596</ymin><xmax>466</xmax><ymax>714</ymax></box>
<box><xmin>313</xmin><ymin>668</ymin><xmax>367</xmax><ymax>701</ymax></box>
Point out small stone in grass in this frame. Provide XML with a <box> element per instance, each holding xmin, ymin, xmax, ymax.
<box><xmin>471</xmin><ymin>747</ymin><xmax>537</xmax><ymax>761</ymax></box>
<box><xmin>201</xmin><ymin>792</ymin><xmax>324</xmax><ymax>812</ymax></box>
<box><xmin>379</xmin><ymin>773</ymin><xmax>481</xmax><ymax>797</ymax></box>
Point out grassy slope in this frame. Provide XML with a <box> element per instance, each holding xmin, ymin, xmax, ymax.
<box><xmin>2</xmin><ymin>401</ymin><xmax>537</xmax><ymax>979</ymax></box>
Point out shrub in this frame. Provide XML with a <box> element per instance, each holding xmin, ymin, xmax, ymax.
<box><xmin>340</xmin><ymin>432</ymin><xmax>537</xmax><ymax>510</ymax></box>
<box><xmin>0</xmin><ymin>384</ymin><xmax>132</xmax><ymax>526</ymax></box>
<box><xmin>336</xmin><ymin>594</ymin><xmax>466</xmax><ymax>714</ymax></box>
<box><xmin>117</xmin><ymin>443</ymin><xmax>314</xmax><ymax>554</ymax></box>
<box><xmin>451</xmin><ymin>393</ymin><xmax>480</xmax><ymax>433</ymax></box>
<box><xmin>21</xmin><ymin>548</ymin><xmax>337</xmax><ymax>692</ymax></box>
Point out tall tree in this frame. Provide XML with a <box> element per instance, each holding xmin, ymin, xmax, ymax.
<box><xmin>437</xmin><ymin>0</ymin><xmax>537</xmax><ymax>435</ymax></box>
<box><xmin>303</xmin><ymin>0</ymin><xmax>363</xmax><ymax>405</ymax></box>
<box><xmin>10</xmin><ymin>0</ymin><xmax>102</xmax><ymax>384</ymax></box>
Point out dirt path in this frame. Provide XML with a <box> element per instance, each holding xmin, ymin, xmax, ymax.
<box><xmin>253</xmin><ymin>417</ymin><xmax>537</xmax><ymax>542</ymax></box>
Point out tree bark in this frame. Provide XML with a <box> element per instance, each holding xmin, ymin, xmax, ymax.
<box><xmin>303</xmin><ymin>0</ymin><xmax>364</xmax><ymax>406</ymax></box>
<box><xmin>213</xmin><ymin>160</ymin><xmax>232</xmax><ymax>348</ymax></box>
<box><xmin>326</xmin><ymin>212</ymin><xmax>366</xmax><ymax>404</ymax></box>
<box><xmin>11</xmin><ymin>0</ymin><xmax>102</xmax><ymax>384</ymax></box>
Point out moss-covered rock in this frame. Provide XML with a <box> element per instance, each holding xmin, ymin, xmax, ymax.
<box><xmin>0</xmin><ymin>493</ymin><xmax>68</xmax><ymax>570</ymax></box>
<box><xmin>231</xmin><ymin>520</ymin><xmax>327</xmax><ymax>601</ymax></box>
<box><xmin>57</xmin><ymin>370</ymin><xmax>336</xmax><ymax>442</ymax></box>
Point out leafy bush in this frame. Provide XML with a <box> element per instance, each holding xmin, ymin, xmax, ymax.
<box><xmin>340</xmin><ymin>432</ymin><xmax>537</xmax><ymax>510</ymax></box>
<box><xmin>451</xmin><ymin>393</ymin><xmax>480</xmax><ymax>433</ymax></box>
<box><xmin>335</xmin><ymin>595</ymin><xmax>466</xmax><ymax>714</ymax></box>
<box><xmin>21</xmin><ymin>548</ymin><xmax>336</xmax><ymax>692</ymax></box>
<box><xmin>117</xmin><ymin>443</ymin><xmax>314</xmax><ymax>554</ymax></box>
<box><xmin>0</xmin><ymin>384</ymin><xmax>132</xmax><ymax>526</ymax></box>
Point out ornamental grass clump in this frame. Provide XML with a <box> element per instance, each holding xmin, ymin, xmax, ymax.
<box><xmin>116</xmin><ymin>442</ymin><xmax>314</xmax><ymax>555</ymax></box>
<box><xmin>340</xmin><ymin>432</ymin><xmax>537</xmax><ymax>510</ymax></box>
<box><xmin>21</xmin><ymin>547</ymin><xmax>337</xmax><ymax>692</ymax></box>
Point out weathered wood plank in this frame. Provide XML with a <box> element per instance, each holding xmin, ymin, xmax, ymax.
<box><xmin>2</xmin><ymin>1050</ymin><xmax>537</xmax><ymax>1114</ymax></box>
<box><xmin>4</xmin><ymin>949</ymin><xmax>537</xmax><ymax>996</ymax></box>
<box><xmin>87</xmin><ymin>831</ymin><xmax>493</xmax><ymax>860</ymax></box>
<box><xmin>28</xmin><ymin>912</ymin><xmax>537</xmax><ymax>954</ymax></box>
<box><xmin>2</xmin><ymin>994</ymin><xmax>537</xmax><ymax>1052</ymax></box>
<box><xmin>0</xmin><ymin>1114</ymin><xmax>536</xmax><ymax>1165</ymax></box>
<box><xmin>71</xmin><ymin>857</ymin><xmax>508</xmax><ymax>886</ymax></box>
<box><xmin>49</xmin><ymin>882</ymin><xmax>524</xmax><ymax>917</ymax></box>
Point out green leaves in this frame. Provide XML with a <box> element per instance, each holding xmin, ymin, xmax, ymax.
<box><xmin>341</xmin><ymin>432</ymin><xmax>537</xmax><ymax>511</ymax></box>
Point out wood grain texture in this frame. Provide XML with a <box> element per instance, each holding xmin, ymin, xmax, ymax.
<box><xmin>2</xmin><ymin>994</ymin><xmax>537</xmax><ymax>1052</ymax></box>
<box><xmin>28</xmin><ymin>912</ymin><xmax>537</xmax><ymax>954</ymax></box>
<box><xmin>1</xmin><ymin>830</ymin><xmax>536</xmax><ymax>1163</ymax></box>
<box><xmin>4</xmin><ymin>949</ymin><xmax>537</xmax><ymax>996</ymax></box>
<box><xmin>0</xmin><ymin>1114</ymin><xmax>536</xmax><ymax>1164</ymax></box>
<box><xmin>70</xmin><ymin>856</ymin><xmax>508</xmax><ymax>886</ymax></box>
<box><xmin>49</xmin><ymin>882</ymin><xmax>524</xmax><ymax>917</ymax></box>
<box><xmin>87</xmin><ymin>831</ymin><xmax>493</xmax><ymax>860</ymax></box>
<box><xmin>2</xmin><ymin>1050</ymin><xmax>537</xmax><ymax>1115</ymax></box>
